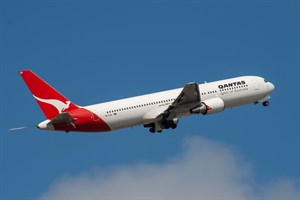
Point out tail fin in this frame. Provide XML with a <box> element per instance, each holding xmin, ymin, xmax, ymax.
<box><xmin>19</xmin><ymin>70</ymin><xmax>78</xmax><ymax>119</ymax></box>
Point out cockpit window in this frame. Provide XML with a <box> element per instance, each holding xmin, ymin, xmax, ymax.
<box><xmin>264</xmin><ymin>79</ymin><xmax>268</xmax><ymax>83</ymax></box>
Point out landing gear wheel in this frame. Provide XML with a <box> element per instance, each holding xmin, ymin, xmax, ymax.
<box><xmin>149</xmin><ymin>128</ymin><xmax>155</xmax><ymax>133</ymax></box>
<box><xmin>157</xmin><ymin>130</ymin><xmax>162</xmax><ymax>133</ymax></box>
<box><xmin>171</xmin><ymin>124</ymin><xmax>177</xmax><ymax>129</ymax></box>
<box><xmin>162</xmin><ymin>119</ymin><xmax>171</xmax><ymax>129</ymax></box>
<box><xmin>262</xmin><ymin>101</ymin><xmax>269</xmax><ymax>107</ymax></box>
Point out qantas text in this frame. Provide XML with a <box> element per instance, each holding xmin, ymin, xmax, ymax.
<box><xmin>218</xmin><ymin>81</ymin><xmax>246</xmax><ymax>89</ymax></box>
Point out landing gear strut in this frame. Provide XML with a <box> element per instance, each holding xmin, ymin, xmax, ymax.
<box><xmin>262</xmin><ymin>101</ymin><xmax>270</xmax><ymax>107</ymax></box>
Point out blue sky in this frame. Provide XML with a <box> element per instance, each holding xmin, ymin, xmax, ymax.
<box><xmin>1</xmin><ymin>0</ymin><xmax>299</xmax><ymax>199</ymax></box>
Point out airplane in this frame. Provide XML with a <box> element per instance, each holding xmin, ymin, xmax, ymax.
<box><xmin>15</xmin><ymin>70</ymin><xmax>275</xmax><ymax>133</ymax></box>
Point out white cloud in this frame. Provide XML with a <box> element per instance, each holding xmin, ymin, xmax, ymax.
<box><xmin>39</xmin><ymin>136</ymin><xmax>299</xmax><ymax>200</ymax></box>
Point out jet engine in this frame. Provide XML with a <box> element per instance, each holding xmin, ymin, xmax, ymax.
<box><xmin>190</xmin><ymin>97</ymin><xmax>225</xmax><ymax>115</ymax></box>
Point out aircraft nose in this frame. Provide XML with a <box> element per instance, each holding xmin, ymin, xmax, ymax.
<box><xmin>267</xmin><ymin>82</ymin><xmax>275</xmax><ymax>92</ymax></box>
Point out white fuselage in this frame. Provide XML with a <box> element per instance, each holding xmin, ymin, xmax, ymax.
<box><xmin>85</xmin><ymin>76</ymin><xmax>274</xmax><ymax>131</ymax></box>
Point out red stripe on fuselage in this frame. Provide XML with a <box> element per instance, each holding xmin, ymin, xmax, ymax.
<box><xmin>53</xmin><ymin>108</ymin><xmax>110</xmax><ymax>132</ymax></box>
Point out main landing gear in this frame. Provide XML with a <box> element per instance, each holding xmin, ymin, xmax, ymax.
<box><xmin>262</xmin><ymin>101</ymin><xmax>270</xmax><ymax>107</ymax></box>
<box><xmin>150</xmin><ymin>125</ymin><xmax>177</xmax><ymax>133</ymax></box>
<box><xmin>149</xmin><ymin>127</ymin><xmax>162</xmax><ymax>133</ymax></box>
<box><xmin>146</xmin><ymin>119</ymin><xmax>178</xmax><ymax>133</ymax></box>
<box><xmin>162</xmin><ymin>119</ymin><xmax>177</xmax><ymax>130</ymax></box>
<box><xmin>149</xmin><ymin>127</ymin><xmax>155</xmax><ymax>133</ymax></box>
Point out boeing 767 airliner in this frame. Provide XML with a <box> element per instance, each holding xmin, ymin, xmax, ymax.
<box><xmin>15</xmin><ymin>70</ymin><xmax>275</xmax><ymax>133</ymax></box>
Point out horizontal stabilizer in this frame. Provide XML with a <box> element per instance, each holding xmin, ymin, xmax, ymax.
<box><xmin>37</xmin><ymin>112</ymin><xmax>77</xmax><ymax>130</ymax></box>
<box><xmin>51</xmin><ymin>112</ymin><xmax>77</xmax><ymax>125</ymax></box>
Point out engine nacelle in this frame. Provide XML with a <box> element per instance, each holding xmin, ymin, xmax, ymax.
<box><xmin>190</xmin><ymin>97</ymin><xmax>225</xmax><ymax>115</ymax></box>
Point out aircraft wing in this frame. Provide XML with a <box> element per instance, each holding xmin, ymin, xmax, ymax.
<box><xmin>143</xmin><ymin>82</ymin><xmax>201</xmax><ymax>131</ymax></box>
<box><xmin>164</xmin><ymin>82</ymin><xmax>201</xmax><ymax>120</ymax></box>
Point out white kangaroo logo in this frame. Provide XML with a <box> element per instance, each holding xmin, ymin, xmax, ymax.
<box><xmin>33</xmin><ymin>95</ymin><xmax>71</xmax><ymax>114</ymax></box>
